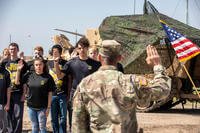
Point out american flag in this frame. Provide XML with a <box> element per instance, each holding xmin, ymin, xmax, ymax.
<box><xmin>160</xmin><ymin>20</ymin><xmax>200</xmax><ymax>62</ymax></box>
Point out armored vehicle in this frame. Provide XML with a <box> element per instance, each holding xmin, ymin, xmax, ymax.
<box><xmin>55</xmin><ymin>3</ymin><xmax>200</xmax><ymax>112</ymax></box>
<box><xmin>98</xmin><ymin>12</ymin><xmax>200</xmax><ymax>111</ymax></box>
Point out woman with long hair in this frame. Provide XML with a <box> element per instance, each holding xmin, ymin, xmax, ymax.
<box><xmin>17</xmin><ymin>57</ymin><xmax>55</xmax><ymax>133</ymax></box>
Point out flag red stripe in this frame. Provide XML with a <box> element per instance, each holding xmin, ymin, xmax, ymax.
<box><xmin>177</xmin><ymin>49</ymin><xmax>200</xmax><ymax>60</ymax></box>
<box><xmin>171</xmin><ymin>38</ymin><xmax>190</xmax><ymax>48</ymax></box>
<box><xmin>173</xmin><ymin>43</ymin><xmax>198</xmax><ymax>54</ymax></box>
<box><xmin>179</xmin><ymin>51</ymin><xmax>200</xmax><ymax>62</ymax></box>
<box><xmin>160</xmin><ymin>20</ymin><xmax>200</xmax><ymax>62</ymax></box>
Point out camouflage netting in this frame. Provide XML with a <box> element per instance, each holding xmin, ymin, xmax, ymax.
<box><xmin>99</xmin><ymin>13</ymin><xmax>200</xmax><ymax>78</ymax></box>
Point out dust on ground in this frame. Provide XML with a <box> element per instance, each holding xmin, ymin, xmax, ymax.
<box><xmin>137</xmin><ymin>103</ymin><xmax>200</xmax><ymax>133</ymax></box>
<box><xmin>23</xmin><ymin>103</ymin><xmax>200</xmax><ymax>133</ymax></box>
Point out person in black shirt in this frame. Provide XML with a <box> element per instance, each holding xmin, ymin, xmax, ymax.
<box><xmin>0</xmin><ymin>66</ymin><xmax>11</xmax><ymax>109</ymax></box>
<box><xmin>27</xmin><ymin>46</ymin><xmax>46</xmax><ymax>72</ymax></box>
<box><xmin>0</xmin><ymin>66</ymin><xmax>12</xmax><ymax>133</ymax></box>
<box><xmin>5</xmin><ymin>43</ymin><xmax>28</xmax><ymax>133</ymax></box>
<box><xmin>63</xmin><ymin>37</ymin><xmax>101</xmax><ymax>131</ymax></box>
<box><xmin>48</xmin><ymin>44</ymin><xmax>68</xmax><ymax>133</ymax></box>
<box><xmin>21</xmin><ymin>57</ymin><xmax>54</xmax><ymax>133</ymax></box>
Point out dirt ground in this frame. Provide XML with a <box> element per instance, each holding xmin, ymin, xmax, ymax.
<box><xmin>22</xmin><ymin>103</ymin><xmax>200</xmax><ymax>133</ymax></box>
<box><xmin>137</xmin><ymin>104</ymin><xmax>200</xmax><ymax>133</ymax></box>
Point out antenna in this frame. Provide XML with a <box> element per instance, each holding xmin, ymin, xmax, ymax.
<box><xmin>186</xmin><ymin>0</ymin><xmax>189</xmax><ymax>24</ymax></box>
<box><xmin>134</xmin><ymin>0</ymin><xmax>136</xmax><ymax>14</ymax></box>
<box><xmin>75</xmin><ymin>29</ymin><xmax>77</xmax><ymax>43</ymax></box>
<box><xmin>54</xmin><ymin>29</ymin><xmax>84</xmax><ymax>37</ymax></box>
<box><xmin>9</xmin><ymin>34</ymin><xmax>11</xmax><ymax>43</ymax></box>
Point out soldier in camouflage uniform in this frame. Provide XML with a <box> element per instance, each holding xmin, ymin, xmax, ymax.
<box><xmin>72</xmin><ymin>40</ymin><xmax>171</xmax><ymax>133</ymax></box>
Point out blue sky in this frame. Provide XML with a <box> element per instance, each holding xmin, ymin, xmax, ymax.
<box><xmin>1</xmin><ymin>0</ymin><xmax>200</xmax><ymax>55</ymax></box>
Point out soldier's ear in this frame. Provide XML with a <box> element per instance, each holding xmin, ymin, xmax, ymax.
<box><xmin>117</xmin><ymin>55</ymin><xmax>122</xmax><ymax>62</ymax></box>
<box><xmin>98</xmin><ymin>54</ymin><xmax>102</xmax><ymax>62</ymax></box>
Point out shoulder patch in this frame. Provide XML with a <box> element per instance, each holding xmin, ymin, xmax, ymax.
<box><xmin>133</xmin><ymin>75</ymin><xmax>148</xmax><ymax>86</ymax></box>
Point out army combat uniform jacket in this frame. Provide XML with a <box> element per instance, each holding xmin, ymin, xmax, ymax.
<box><xmin>72</xmin><ymin>65</ymin><xmax>171</xmax><ymax>133</ymax></box>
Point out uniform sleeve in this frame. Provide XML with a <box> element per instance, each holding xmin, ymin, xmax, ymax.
<box><xmin>131</xmin><ymin>65</ymin><xmax>171</xmax><ymax>108</ymax></box>
<box><xmin>72</xmin><ymin>86</ymin><xmax>90</xmax><ymax>133</ymax></box>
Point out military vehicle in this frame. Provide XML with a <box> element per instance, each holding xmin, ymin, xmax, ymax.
<box><xmin>55</xmin><ymin>1</ymin><xmax>200</xmax><ymax>112</ymax></box>
<box><xmin>98</xmin><ymin>1</ymin><xmax>200</xmax><ymax>112</ymax></box>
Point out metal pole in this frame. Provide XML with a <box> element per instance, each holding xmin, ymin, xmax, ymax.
<box><xmin>186</xmin><ymin>0</ymin><xmax>189</xmax><ymax>24</ymax></box>
<box><xmin>9</xmin><ymin>34</ymin><xmax>11</xmax><ymax>43</ymax></box>
<box><xmin>182</xmin><ymin>64</ymin><xmax>200</xmax><ymax>98</ymax></box>
<box><xmin>75</xmin><ymin>29</ymin><xmax>77</xmax><ymax>43</ymax></box>
<box><xmin>54</xmin><ymin>29</ymin><xmax>84</xmax><ymax>37</ymax></box>
<box><xmin>134</xmin><ymin>0</ymin><xmax>136</xmax><ymax>14</ymax></box>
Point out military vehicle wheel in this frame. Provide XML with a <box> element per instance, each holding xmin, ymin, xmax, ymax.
<box><xmin>157</xmin><ymin>100</ymin><xmax>173</xmax><ymax>110</ymax></box>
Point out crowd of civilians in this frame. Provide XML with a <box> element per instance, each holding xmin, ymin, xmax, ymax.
<box><xmin>0</xmin><ymin>37</ymin><xmax>124</xmax><ymax>133</ymax></box>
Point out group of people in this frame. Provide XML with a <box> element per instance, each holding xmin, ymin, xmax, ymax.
<box><xmin>0</xmin><ymin>37</ymin><xmax>171</xmax><ymax>133</ymax></box>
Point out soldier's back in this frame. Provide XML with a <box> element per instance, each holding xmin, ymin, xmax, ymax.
<box><xmin>74</xmin><ymin>66</ymin><xmax>138</xmax><ymax>133</ymax></box>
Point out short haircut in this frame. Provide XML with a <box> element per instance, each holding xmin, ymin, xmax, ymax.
<box><xmin>101</xmin><ymin>54</ymin><xmax>119</xmax><ymax>65</ymax></box>
<box><xmin>34</xmin><ymin>46</ymin><xmax>44</xmax><ymax>52</ymax></box>
<box><xmin>9</xmin><ymin>42</ymin><xmax>19</xmax><ymax>50</ymax></box>
<box><xmin>89</xmin><ymin>45</ymin><xmax>99</xmax><ymax>53</ymax></box>
<box><xmin>75</xmin><ymin>37</ymin><xmax>90</xmax><ymax>48</ymax></box>
<box><xmin>52</xmin><ymin>44</ymin><xmax>62</xmax><ymax>54</ymax></box>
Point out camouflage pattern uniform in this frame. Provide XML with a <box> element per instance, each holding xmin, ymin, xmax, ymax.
<box><xmin>72</xmin><ymin>40</ymin><xmax>171</xmax><ymax>133</ymax></box>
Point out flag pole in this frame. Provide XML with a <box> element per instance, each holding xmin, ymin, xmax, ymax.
<box><xmin>182</xmin><ymin>64</ymin><xmax>200</xmax><ymax>98</ymax></box>
<box><xmin>159</xmin><ymin>19</ymin><xmax>200</xmax><ymax>98</ymax></box>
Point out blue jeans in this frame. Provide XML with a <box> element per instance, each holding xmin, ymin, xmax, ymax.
<box><xmin>28</xmin><ymin>107</ymin><xmax>47</xmax><ymax>133</ymax></box>
<box><xmin>51</xmin><ymin>94</ymin><xmax>67</xmax><ymax>133</ymax></box>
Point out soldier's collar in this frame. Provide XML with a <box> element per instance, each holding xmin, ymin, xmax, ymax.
<box><xmin>99</xmin><ymin>65</ymin><xmax>117</xmax><ymax>71</ymax></box>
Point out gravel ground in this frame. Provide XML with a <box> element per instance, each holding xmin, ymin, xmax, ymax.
<box><xmin>137</xmin><ymin>103</ymin><xmax>200</xmax><ymax>133</ymax></box>
<box><xmin>22</xmin><ymin>102</ymin><xmax>200</xmax><ymax>133</ymax></box>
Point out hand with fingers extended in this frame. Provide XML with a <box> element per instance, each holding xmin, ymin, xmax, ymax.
<box><xmin>15</xmin><ymin>59</ymin><xmax>24</xmax><ymax>85</ymax></box>
<box><xmin>146</xmin><ymin>45</ymin><xmax>161</xmax><ymax>67</ymax></box>
<box><xmin>17</xmin><ymin>59</ymin><xmax>24</xmax><ymax>71</ymax></box>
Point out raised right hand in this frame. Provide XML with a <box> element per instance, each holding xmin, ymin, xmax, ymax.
<box><xmin>17</xmin><ymin>59</ymin><xmax>24</xmax><ymax>71</ymax></box>
<box><xmin>145</xmin><ymin>45</ymin><xmax>161</xmax><ymax>67</ymax></box>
